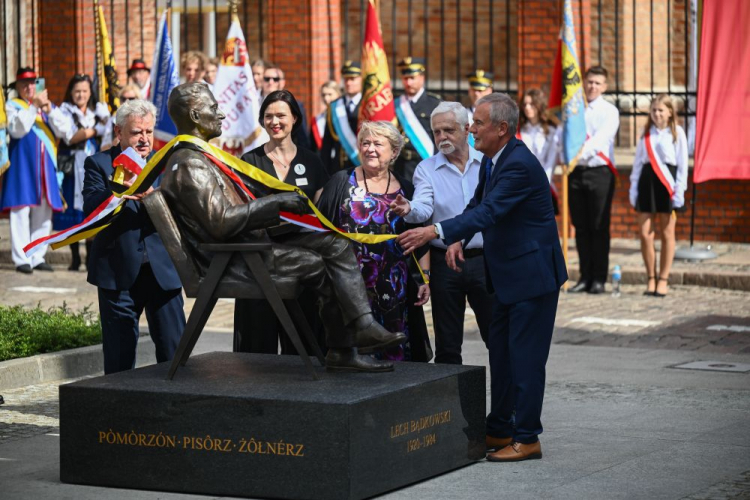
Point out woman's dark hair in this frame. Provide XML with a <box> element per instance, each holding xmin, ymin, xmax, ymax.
<box><xmin>259</xmin><ymin>89</ymin><xmax>303</xmax><ymax>139</ymax></box>
<box><xmin>518</xmin><ymin>88</ymin><xmax>555</xmax><ymax>134</ymax></box>
<box><xmin>63</xmin><ymin>74</ymin><xmax>97</xmax><ymax>111</ymax></box>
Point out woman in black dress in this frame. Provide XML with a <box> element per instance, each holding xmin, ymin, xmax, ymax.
<box><xmin>235</xmin><ymin>90</ymin><xmax>330</xmax><ymax>354</ymax></box>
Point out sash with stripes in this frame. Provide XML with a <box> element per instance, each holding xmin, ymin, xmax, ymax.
<box><xmin>9</xmin><ymin>99</ymin><xmax>58</xmax><ymax>169</ymax></box>
<box><xmin>644</xmin><ymin>128</ymin><xmax>675</xmax><ymax>198</ymax></box>
<box><xmin>24</xmin><ymin>135</ymin><xmax>429</xmax><ymax>282</ymax></box>
<box><xmin>311</xmin><ymin>112</ymin><xmax>326</xmax><ymax>150</ymax></box>
<box><xmin>578</xmin><ymin>132</ymin><xmax>617</xmax><ymax>177</ymax></box>
<box><xmin>329</xmin><ymin>99</ymin><xmax>360</xmax><ymax>166</ymax></box>
<box><xmin>396</xmin><ymin>95</ymin><xmax>435</xmax><ymax>160</ymax></box>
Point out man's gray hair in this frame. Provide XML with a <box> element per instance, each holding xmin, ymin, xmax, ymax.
<box><xmin>115</xmin><ymin>98</ymin><xmax>157</xmax><ymax>128</ymax></box>
<box><xmin>430</xmin><ymin>101</ymin><xmax>469</xmax><ymax>130</ymax></box>
<box><xmin>476</xmin><ymin>93</ymin><xmax>519</xmax><ymax>135</ymax></box>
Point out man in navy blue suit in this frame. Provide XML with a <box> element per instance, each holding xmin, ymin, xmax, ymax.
<box><xmin>399</xmin><ymin>93</ymin><xmax>567</xmax><ymax>462</ymax></box>
<box><xmin>83</xmin><ymin>99</ymin><xmax>185</xmax><ymax>374</ymax></box>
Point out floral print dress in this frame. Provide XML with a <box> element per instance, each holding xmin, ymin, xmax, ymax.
<box><xmin>337</xmin><ymin>170</ymin><xmax>411</xmax><ymax>361</ymax></box>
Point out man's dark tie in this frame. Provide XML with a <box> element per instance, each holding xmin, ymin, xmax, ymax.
<box><xmin>483</xmin><ymin>156</ymin><xmax>492</xmax><ymax>198</ymax></box>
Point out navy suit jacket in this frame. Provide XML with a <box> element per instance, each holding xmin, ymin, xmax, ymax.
<box><xmin>440</xmin><ymin>136</ymin><xmax>568</xmax><ymax>305</ymax></box>
<box><xmin>82</xmin><ymin>146</ymin><xmax>182</xmax><ymax>291</ymax></box>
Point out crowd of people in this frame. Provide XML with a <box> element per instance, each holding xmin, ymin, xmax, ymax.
<box><xmin>1</xmin><ymin>47</ymin><xmax>689</xmax><ymax>460</ymax></box>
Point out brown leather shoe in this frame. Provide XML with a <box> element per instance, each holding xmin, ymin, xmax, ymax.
<box><xmin>486</xmin><ymin>435</ymin><xmax>513</xmax><ymax>451</ymax></box>
<box><xmin>486</xmin><ymin>441</ymin><xmax>542</xmax><ymax>462</ymax></box>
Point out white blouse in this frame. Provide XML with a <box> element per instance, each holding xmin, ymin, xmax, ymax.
<box><xmin>519</xmin><ymin>122</ymin><xmax>559</xmax><ymax>184</ymax></box>
<box><xmin>629</xmin><ymin>124</ymin><xmax>689</xmax><ymax>208</ymax></box>
<box><xmin>49</xmin><ymin>102</ymin><xmax>111</xmax><ymax>211</ymax></box>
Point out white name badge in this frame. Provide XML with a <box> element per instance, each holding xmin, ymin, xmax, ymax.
<box><xmin>295</xmin><ymin>177</ymin><xmax>309</xmax><ymax>187</ymax></box>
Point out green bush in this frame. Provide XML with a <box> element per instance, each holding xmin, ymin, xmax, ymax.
<box><xmin>0</xmin><ymin>303</ymin><xmax>102</xmax><ymax>362</ymax></box>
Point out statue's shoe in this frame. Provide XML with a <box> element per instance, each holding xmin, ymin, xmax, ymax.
<box><xmin>352</xmin><ymin>319</ymin><xmax>406</xmax><ymax>354</ymax></box>
<box><xmin>325</xmin><ymin>349</ymin><xmax>394</xmax><ymax>373</ymax></box>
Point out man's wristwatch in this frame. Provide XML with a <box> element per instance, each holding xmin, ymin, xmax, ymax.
<box><xmin>433</xmin><ymin>224</ymin><xmax>440</xmax><ymax>237</ymax></box>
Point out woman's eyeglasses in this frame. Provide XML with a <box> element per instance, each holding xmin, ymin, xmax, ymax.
<box><xmin>121</xmin><ymin>96</ymin><xmax>137</xmax><ymax>101</ymax></box>
<box><xmin>264</xmin><ymin>76</ymin><xmax>281</xmax><ymax>82</ymax></box>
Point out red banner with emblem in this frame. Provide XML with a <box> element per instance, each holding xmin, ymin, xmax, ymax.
<box><xmin>694</xmin><ymin>0</ymin><xmax>750</xmax><ymax>182</ymax></box>
<box><xmin>359</xmin><ymin>0</ymin><xmax>396</xmax><ymax>125</ymax></box>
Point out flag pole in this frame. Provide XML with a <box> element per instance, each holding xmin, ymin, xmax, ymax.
<box><xmin>562</xmin><ymin>164</ymin><xmax>570</xmax><ymax>291</ymax></box>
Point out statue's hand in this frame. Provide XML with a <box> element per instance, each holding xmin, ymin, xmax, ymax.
<box><xmin>276</xmin><ymin>192</ymin><xmax>309</xmax><ymax>215</ymax></box>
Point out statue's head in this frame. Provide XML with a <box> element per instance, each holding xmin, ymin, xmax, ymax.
<box><xmin>168</xmin><ymin>82</ymin><xmax>225</xmax><ymax>140</ymax></box>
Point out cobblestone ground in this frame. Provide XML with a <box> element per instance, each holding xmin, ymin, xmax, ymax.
<box><xmin>2</xmin><ymin>267</ymin><xmax>750</xmax><ymax>497</ymax></box>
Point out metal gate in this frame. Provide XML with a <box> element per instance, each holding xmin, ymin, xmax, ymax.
<box><xmin>341</xmin><ymin>0</ymin><xmax>518</xmax><ymax>106</ymax></box>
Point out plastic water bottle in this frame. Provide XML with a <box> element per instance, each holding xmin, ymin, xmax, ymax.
<box><xmin>611</xmin><ymin>265</ymin><xmax>622</xmax><ymax>298</ymax></box>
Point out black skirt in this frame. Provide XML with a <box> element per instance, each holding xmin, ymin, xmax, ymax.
<box><xmin>636</xmin><ymin>162</ymin><xmax>677</xmax><ymax>214</ymax></box>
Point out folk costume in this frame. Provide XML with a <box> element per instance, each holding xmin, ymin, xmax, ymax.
<box><xmin>320</xmin><ymin>61</ymin><xmax>362</xmax><ymax>175</ymax></box>
<box><xmin>52</xmin><ymin>101</ymin><xmax>111</xmax><ymax>230</ymax></box>
<box><xmin>394</xmin><ymin>58</ymin><xmax>440</xmax><ymax>182</ymax></box>
<box><xmin>568</xmin><ymin>95</ymin><xmax>620</xmax><ymax>290</ymax></box>
<box><xmin>630</xmin><ymin>124</ymin><xmax>688</xmax><ymax>213</ymax></box>
<box><xmin>1</xmin><ymin>69</ymin><xmax>65</xmax><ymax>270</ymax></box>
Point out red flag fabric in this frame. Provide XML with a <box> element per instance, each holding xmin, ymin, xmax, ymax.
<box><xmin>359</xmin><ymin>0</ymin><xmax>396</xmax><ymax>124</ymax></box>
<box><xmin>693</xmin><ymin>0</ymin><xmax>750</xmax><ymax>183</ymax></box>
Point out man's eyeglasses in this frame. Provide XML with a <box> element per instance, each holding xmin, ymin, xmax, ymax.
<box><xmin>264</xmin><ymin>76</ymin><xmax>281</xmax><ymax>82</ymax></box>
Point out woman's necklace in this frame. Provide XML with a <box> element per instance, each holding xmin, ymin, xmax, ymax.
<box><xmin>362</xmin><ymin>168</ymin><xmax>391</xmax><ymax>194</ymax></box>
<box><xmin>267</xmin><ymin>149</ymin><xmax>290</xmax><ymax>169</ymax></box>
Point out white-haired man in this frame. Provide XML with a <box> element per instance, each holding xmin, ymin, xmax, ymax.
<box><xmin>390</xmin><ymin>101</ymin><xmax>492</xmax><ymax>365</ymax></box>
<box><xmin>82</xmin><ymin>99</ymin><xmax>186</xmax><ymax>374</ymax></box>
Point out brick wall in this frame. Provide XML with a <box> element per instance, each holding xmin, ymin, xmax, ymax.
<box><xmin>33</xmin><ymin>0</ymin><xmax>156</xmax><ymax>104</ymax></box>
<box><xmin>553</xmin><ymin>173</ymin><xmax>750</xmax><ymax>243</ymax></box>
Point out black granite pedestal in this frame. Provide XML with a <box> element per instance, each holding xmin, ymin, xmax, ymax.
<box><xmin>60</xmin><ymin>352</ymin><xmax>485</xmax><ymax>500</ymax></box>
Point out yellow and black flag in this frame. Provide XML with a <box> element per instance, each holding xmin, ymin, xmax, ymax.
<box><xmin>94</xmin><ymin>0</ymin><xmax>121</xmax><ymax>113</ymax></box>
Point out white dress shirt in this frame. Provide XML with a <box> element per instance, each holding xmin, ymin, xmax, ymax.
<box><xmin>519</xmin><ymin>123</ymin><xmax>559</xmax><ymax>183</ymax></box>
<box><xmin>408</xmin><ymin>87</ymin><xmax>425</xmax><ymax>103</ymax></box>
<box><xmin>407</xmin><ymin>147</ymin><xmax>484</xmax><ymax>249</ymax></box>
<box><xmin>629</xmin><ymin>124</ymin><xmax>689</xmax><ymax>208</ymax></box>
<box><xmin>345</xmin><ymin>92</ymin><xmax>362</xmax><ymax>113</ymax></box>
<box><xmin>579</xmin><ymin>95</ymin><xmax>620</xmax><ymax>167</ymax></box>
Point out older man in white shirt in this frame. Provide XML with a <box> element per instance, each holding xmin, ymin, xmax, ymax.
<box><xmin>391</xmin><ymin>102</ymin><xmax>492</xmax><ymax>364</ymax></box>
<box><xmin>568</xmin><ymin>66</ymin><xmax>620</xmax><ymax>295</ymax></box>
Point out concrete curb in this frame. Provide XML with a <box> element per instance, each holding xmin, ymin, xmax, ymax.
<box><xmin>568</xmin><ymin>268</ymin><xmax>750</xmax><ymax>292</ymax></box>
<box><xmin>0</xmin><ymin>335</ymin><xmax>155</xmax><ymax>391</ymax></box>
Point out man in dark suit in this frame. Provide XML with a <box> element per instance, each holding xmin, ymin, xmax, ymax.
<box><xmin>320</xmin><ymin>61</ymin><xmax>362</xmax><ymax>175</ymax></box>
<box><xmin>83</xmin><ymin>99</ymin><xmax>186</xmax><ymax>375</ymax></box>
<box><xmin>393</xmin><ymin>57</ymin><xmax>441</xmax><ymax>182</ymax></box>
<box><xmin>399</xmin><ymin>93</ymin><xmax>567</xmax><ymax>462</ymax></box>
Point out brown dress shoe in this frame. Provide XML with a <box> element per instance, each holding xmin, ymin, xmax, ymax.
<box><xmin>486</xmin><ymin>435</ymin><xmax>513</xmax><ymax>451</ymax></box>
<box><xmin>487</xmin><ymin>441</ymin><xmax>542</xmax><ymax>462</ymax></box>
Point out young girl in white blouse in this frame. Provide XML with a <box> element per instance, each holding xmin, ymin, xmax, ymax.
<box><xmin>518</xmin><ymin>88</ymin><xmax>560</xmax><ymax>213</ymax></box>
<box><xmin>630</xmin><ymin>94</ymin><xmax>688</xmax><ymax>297</ymax></box>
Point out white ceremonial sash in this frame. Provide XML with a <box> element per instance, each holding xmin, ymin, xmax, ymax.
<box><xmin>644</xmin><ymin>128</ymin><xmax>675</xmax><ymax>198</ymax></box>
<box><xmin>396</xmin><ymin>95</ymin><xmax>434</xmax><ymax>160</ymax></box>
<box><xmin>330</xmin><ymin>99</ymin><xmax>360</xmax><ymax>166</ymax></box>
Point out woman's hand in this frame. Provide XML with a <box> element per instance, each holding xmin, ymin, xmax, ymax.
<box><xmin>414</xmin><ymin>283</ymin><xmax>430</xmax><ymax>306</ymax></box>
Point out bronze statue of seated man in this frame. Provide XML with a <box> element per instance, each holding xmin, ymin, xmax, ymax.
<box><xmin>159</xmin><ymin>82</ymin><xmax>405</xmax><ymax>372</ymax></box>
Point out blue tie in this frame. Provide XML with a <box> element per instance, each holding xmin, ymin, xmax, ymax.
<box><xmin>483</xmin><ymin>156</ymin><xmax>492</xmax><ymax>197</ymax></box>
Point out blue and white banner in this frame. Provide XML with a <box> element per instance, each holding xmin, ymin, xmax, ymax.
<box><xmin>396</xmin><ymin>95</ymin><xmax>434</xmax><ymax>160</ymax></box>
<box><xmin>330</xmin><ymin>99</ymin><xmax>360</xmax><ymax>166</ymax></box>
<box><xmin>150</xmin><ymin>10</ymin><xmax>180</xmax><ymax>148</ymax></box>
